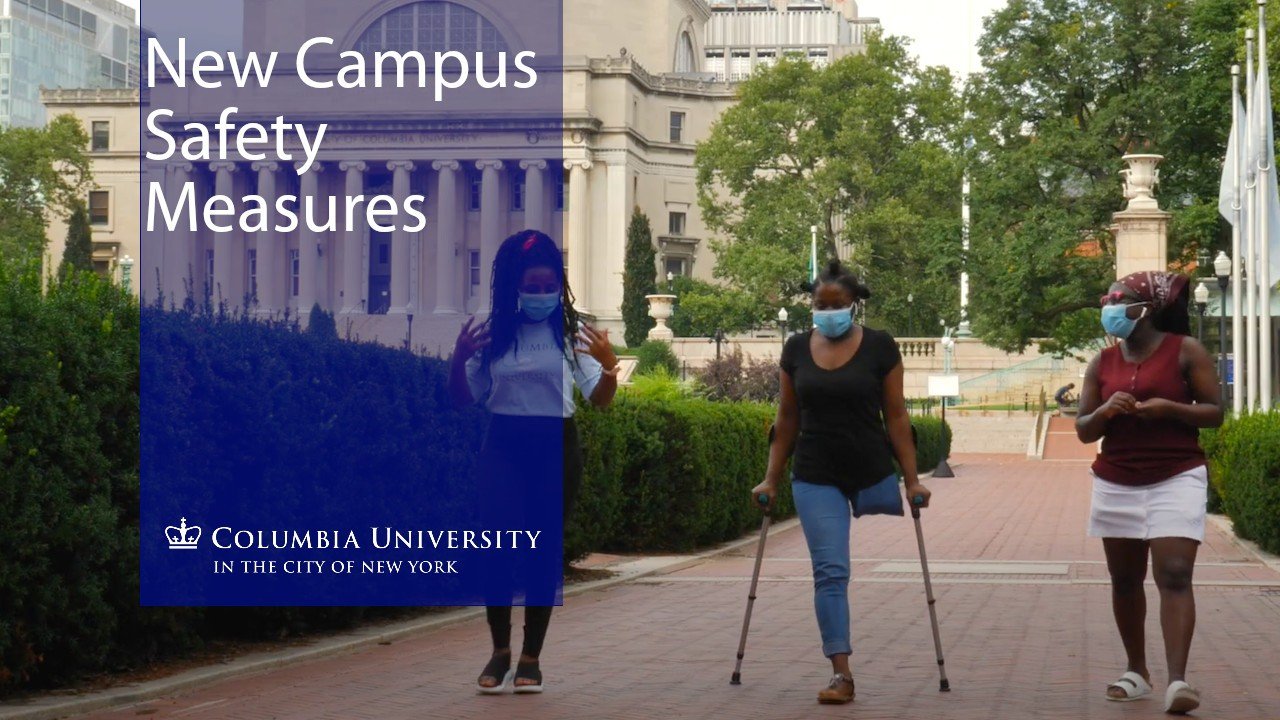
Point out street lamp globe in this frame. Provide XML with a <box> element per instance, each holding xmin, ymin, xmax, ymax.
<box><xmin>1213</xmin><ymin>251</ymin><xmax>1231</xmax><ymax>280</ymax></box>
<box><xmin>778</xmin><ymin>307</ymin><xmax>788</xmax><ymax>323</ymax></box>
<box><xmin>1194</xmin><ymin>282</ymin><xmax>1210</xmax><ymax>306</ymax></box>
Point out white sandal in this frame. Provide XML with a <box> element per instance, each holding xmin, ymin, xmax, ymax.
<box><xmin>1165</xmin><ymin>680</ymin><xmax>1200</xmax><ymax>714</ymax></box>
<box><xmin>1106</xmin><ymin>671</ymin><xmax>1152</xmax><ymax>701</ymax></box>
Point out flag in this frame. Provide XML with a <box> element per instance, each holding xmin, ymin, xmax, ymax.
<box><xmin>1219</xmin><ymin>91</ymin><xmax>1245</xmax><ymax>225</ymax></box>
<box><xmin>1249</xmin><ymin>53</ymin><xmax>1280</xmax><ymax>282</ymax></box>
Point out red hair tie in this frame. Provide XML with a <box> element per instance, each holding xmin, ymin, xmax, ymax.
<box><xmin>522</xmin><ymin>234</ymin><xmax>538</xmax><ymax>251</ymax></box>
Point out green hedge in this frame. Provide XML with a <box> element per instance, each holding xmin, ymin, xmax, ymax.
<box><xmin>912</xmin><ymin>415</ymin><xmax>953</xmax><ymax>474</ymax></box>
<box><xmin>1203</xmin><ymin>412</ymin><xmax>1280</xmax><ymax>554</ymax></box>
<box><xmin>0</xmin><ymin>281</ymin><xmax>953</xmax><ymax>692</ymax></box>
<box><xmin>0</xmin><ymin>265</ymin><xmax>140</xmax><ymax>690</ymax></box>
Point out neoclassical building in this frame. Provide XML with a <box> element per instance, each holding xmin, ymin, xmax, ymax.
<box><xmin>57</xmin><ymin>0</ymin><xmax>875</xmax><ymax>351</ymax></box>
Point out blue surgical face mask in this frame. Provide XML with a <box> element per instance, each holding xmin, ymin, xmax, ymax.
<box><xmin>813</xmin><ymin>307</ymin><xmax>854</xmax><ymax>338</ymax></box>
<box><xmin>1101</xmin><ymin>303</ymin><xmax>1146</xmax><ymax>339</ymax></box>
<box><xmin>518</xmin><ymin>292</ymin><xmax>561</xmax><ymax>322</ymax></box>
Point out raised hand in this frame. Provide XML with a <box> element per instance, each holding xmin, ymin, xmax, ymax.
<box><xmin>454</xmin><ymin>316</ymin><xmax>491</xmax><ymax>362</ymax></box>
<box><xmin>575</xmin><ymin>323</ymin><xmax>617</xmax><ymax>370</ymax></box>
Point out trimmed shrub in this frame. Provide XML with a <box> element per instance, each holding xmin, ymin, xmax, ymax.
<box><xmin>634</xmin><ymin>340</ymin><xmax>680</xmax><ymax>377</ymax></box>
<box><xmin>912</xmin><ymin>415</ymin><xmax>953</xmax><ymax>473</ymax></box>
<box><xmin>0</xmin><ymin>265</ymin><xmax>140</xmax><ymax>690</ymax></box>
<box><xmin>1205</xmin><ymin>412</ymin><xmax>1280</xmax><ymax>553</ymax></box>
<box><xmin>694</xmin><ymin>347</ymin><xmax>779</xmax><ymax>402</ymax></box>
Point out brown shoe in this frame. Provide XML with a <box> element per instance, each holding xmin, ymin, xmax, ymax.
<box><xmin>817</xmin><ymin>673</ymin><xmax>855</xmax><ymax>704</ymax></box>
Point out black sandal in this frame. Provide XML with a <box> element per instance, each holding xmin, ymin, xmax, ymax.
<box><xmin>476</xmin><ymin>651</ymin><xmax>513</xmax><ymax>695</ymax></box>
<box><xmin>513</xmin><ymin>659</ymin><xmax>543</xmax><ymax>694</ymax></box>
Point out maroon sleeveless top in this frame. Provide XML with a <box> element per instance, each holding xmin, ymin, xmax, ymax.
<box><xmin>1092</xmin><ymin>332</ymin><xmax>1205</xmax><ymax>486</ymax></box>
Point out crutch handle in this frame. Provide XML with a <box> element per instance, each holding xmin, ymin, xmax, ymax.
<box><xmin>911</xmin><ymin>494</ymin><xmax>926</xmax><ymax>507</ymax></box>
<box><xmin>756</xmin><ymin>493</ymin><xmax>771</xmax><ymax>507</ymax></box>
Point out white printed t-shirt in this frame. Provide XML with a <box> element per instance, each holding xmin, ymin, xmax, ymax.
<box><xmin>464</xmin><ymin>319</ymin><xmax>604</xmax><ymax>418</ymax></box>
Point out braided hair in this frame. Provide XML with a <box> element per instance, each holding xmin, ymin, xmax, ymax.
<box><xmin>480</xmin><ymin>230</ymin><xmax>582</xmax><ymax>370</ymax></box>
<box><xmin>801</xmin><ymin>258</ymin><xmax>872</xmax><ymax>304</ymax></box>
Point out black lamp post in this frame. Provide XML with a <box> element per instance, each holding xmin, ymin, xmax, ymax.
<box><xmin>777</xmin><ymin>307</ymin><xmax>789</xmax><ymax>354</ymax></box>
<box><xmin>710</xmin><ymin>328</ymin><xmax>727</xmax><ymax>360</ymax></box>
<box><xmin>1214</xmin><ymin>251</ymin><xmax>1232</xmax><ymax>405</ymax></box>
<box><xmin>907</xmin><ymin>292</ymin><xmax>915</xmax><ymax>337</ymax></box>
<box><xmin>1194</xmin><ymin>283</ymin><xmax>1209</xmax><ymax>344</ymax></box>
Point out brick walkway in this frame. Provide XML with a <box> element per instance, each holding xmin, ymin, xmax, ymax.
<box><xmin>77</xmin><ymin>456</ymin><xmax>1280</xmax><ymax>720</ymax></box>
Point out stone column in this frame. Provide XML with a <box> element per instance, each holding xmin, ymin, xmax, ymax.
<box><xmin>296</xmin><ymin>161</ymin><xmax>324</xmax><ymax>314</ymax></box>
<box><xmin>387</xmin><ymin>160</ymin><xmax>415</xmax><ymax>314</ymax></box>
<box><xmin>1111</xmin><ymin>154</ymin><xmax>1169</xmax><ymax>279</ymax></box>
<box><xmin>251</xmin><ymin>161</ymin><xmax>280</xmax><ymax>314</ymax></box>
<box><xmin>603</xmin><ymin>159</ymin><xmax>628</xmax><ymax>325</ymax></box>
<box><xmin>165</xmin><ymin>161</ymin><xmax>194</xmax><ymax>305</ymax></box>
<box><xmin>520</xmin><ymin>159</ymin><xmax>547</xmax><ymax>232</ymax></box>
<box><xmin>339</xmin><ymin>161</ymin><xmax>367</xmax><ymax>315</ymax></box>
<box><xmin>432</xmin><ymin>160</ymin><xmax>461</xmax><ymax>314</ymax></box>
<box><xmin>476</xmin><ymin>159</ymin><xmax>505</xmax><ymax>312</ymax></box>
<box><xmin>209</xmin><ymin>161</ymin><xmax>239</xmax><ymax>308</ymax></box>
<box><xmin>564</xmin><ymin>159</ymin><xmax>592</xmax><ymax>312</ymax></box>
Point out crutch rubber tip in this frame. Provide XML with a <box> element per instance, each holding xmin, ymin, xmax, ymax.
<box><xmin>940</xmin><ymin>679</ymin><xmax>951</xmax><ymax>692</ymax></box>
<box><xmin>730</xmin><ymin>673</ymin><xmax>742</xmax><ymax>685</ymax></box>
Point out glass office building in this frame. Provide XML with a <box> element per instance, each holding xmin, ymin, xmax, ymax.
<box><xmin>1</xmin><ymin>0</ymin><xmax>138</xmax><ymax>127</ymax></box>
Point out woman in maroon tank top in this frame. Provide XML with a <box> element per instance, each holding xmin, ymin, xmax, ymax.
<box><xmin>1075</xmin><ymin>271</ymin><xmax>1223</xmax><ymax>714</ymax></box>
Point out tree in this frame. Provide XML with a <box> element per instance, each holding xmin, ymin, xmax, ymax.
<box><xmin>621</xmin><ymin>208</ymin><xmax>657</xmax><ymax>347</ymax></box>
<box><xmin>695</xmin><ymin>33</ymin><xmax>964</xmax><ymax>336</ymax></box>
<box><xmin>0</xmin><ymin>114</ymin><xmax>92</xmax><ymax>266</ymax></box>
<box><xmin>60</xmin><ymin>201</ymin><xmax>94</xmax><ymax>277</ymax></box>
<box><xmin>964</xmin><ymin>0</ymin><xmax>1247</xmax><ymax>352</ymax></box>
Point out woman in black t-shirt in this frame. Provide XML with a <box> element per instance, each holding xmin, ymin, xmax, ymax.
<box><xmin>752</xmin><ymin>259</ymin><xmax>931</xmax><ymax>705</ymax></box>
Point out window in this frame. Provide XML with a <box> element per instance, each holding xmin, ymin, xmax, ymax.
<box><xmin>757</xmin><ymin>49</ymin><xmax>777</xmax><ymax>68</ymax></box>
<box><xmin>669</xmin><ymin>111</ymin><xmax>686</xmax><ymax>144</ymax></box>
<box><xmin>808</xmin><ymin>48</ymin><xmax>829</xmax><ymax>68</ymax></box>
<box><xmin>664</xmin><ymin>257</ymin><xmax>687</xmax><ymax>278</ymax></box>
<box><xmin>674</xmin><ymin>32</ymin><xmax>696</xmax><ymax>73</ymax></box>
<box><xmin>469</xmin><ymin>176</ymin><xmax>482</xmax><ymax>211</ymax></box>
<box><xmin>290</xmin><ymin>249</ymin><xmax>300</xmax><ymax>297</ymax></box>
<box><xmin>511</xmin><ymin>170</ymin><xmax>525</xmax><ymax>211</ymax></box>
<box><xmin>668</xmin><ymin>211</ymin><xmax>686</xmax><ymax>236</ymax></box>
<box><xmin>468</xmin><ymin>250</ymin><xmax>481</xmax><ymax>296</ymax></box>
<box><xmin>355</xmin><ymin>1</ymin><xmax>509</xmax><ymax>56</ymax></box>
<box><xmin>705</xmin><ymin>49</ymin><xmax>726</xmax><ymax>81</ymax></box>
<box><xmin>378</xmin><ymin>242</ymin><xmax>390</xmax><ymax>264</ymax></box>
<box><xmin>88</xmin><ymin>190</ymin><xmax>109</xmax><ymax>225</ymax></box>
<box><xmin>91</xmin><ymin>121</ymin><xmax>109</xmax><ymax>151</ymax></box>
<box><xmin>555</xmin><ymin>173</ymin><xmax>566</xmax><ymax>211</ymax></box>
<box><xmin>730</xmin><ymin>50</ymin><xmax>751</xmax><ymax>81</ymax></box>
<box><xmin>247</xmin><ymin>249</ymin><xmax>258</xmax><ymax>298</ymax></box>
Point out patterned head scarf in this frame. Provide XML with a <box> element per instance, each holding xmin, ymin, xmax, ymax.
<box><xmin>1116</xmin><ymin>271</ymin><xmax>1189</xmax><ymax>313</ymax></box>
<box><xmin>1108</xmin><ymin>271</ymin><xmax>1191</xmax><ymax>335</ymax></box>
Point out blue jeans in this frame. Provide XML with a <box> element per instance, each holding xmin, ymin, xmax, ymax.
<box><xmin>792</xmin><ymin>476</ymin><xmax>862</xmax><ymax>658</ymax></box>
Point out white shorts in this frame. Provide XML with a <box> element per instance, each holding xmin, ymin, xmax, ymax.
<box><xmin>1087</xmin><ymin>465</ymin><xmax>1208</xmax><ymax>542</ymax></box>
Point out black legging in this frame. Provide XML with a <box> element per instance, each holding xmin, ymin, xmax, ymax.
<box><xmin>483</xmin><ymin>416</ymin><xmax>583</xmax><ymax>658</ymax></box>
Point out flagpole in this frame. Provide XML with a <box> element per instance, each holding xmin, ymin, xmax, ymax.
<box><xmin>1233</xmin><ymin>64</ymin><xmax>1246</xmax><ymax>415</ymax></box>
<box><xmin>1247</xmin><ymin>28</ymin><xmax>1260</xmax><ymax>413</ymax></box>
<box><xmin>1261</xmin><ymin>0</ymin><xmax>1275</xmax><ymax>411</ymax></box>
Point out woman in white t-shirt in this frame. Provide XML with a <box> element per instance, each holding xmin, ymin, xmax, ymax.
<box><xmin>448</xmin><ymin>230</ymin><xmax>619</xmax><ymax>695</ymax></box>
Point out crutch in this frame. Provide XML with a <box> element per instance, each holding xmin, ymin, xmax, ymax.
<box><xmin>909</xmin><ymin>493</ymin><xmax>951</xmax><ymax>692</ymax></box>
<box><xmin>730</xmin><ymin>491</ymin><xmax>772</xmax><ymax>685</ymax></box>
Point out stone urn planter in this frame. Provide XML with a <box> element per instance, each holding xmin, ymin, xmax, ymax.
<box><xmin>1120</xmin><ymin>154</ymin><xmax>1163</xmax><ymax>211</ymax></box>
<box><xmin>644</xmin><ymin>294</ymin><xmax>677</xmax><ymax>341</ymax></box>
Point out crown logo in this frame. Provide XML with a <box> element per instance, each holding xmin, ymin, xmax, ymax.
<box><xmin>166</xmin><ymin>518</ymin><xmax>201</xmax><ymax>549</ymax></box>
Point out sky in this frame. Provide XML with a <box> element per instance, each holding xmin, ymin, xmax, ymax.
<box><xmin>858</xmin><ymin>0</ymin><xmax>1010</xmax><ymax>78</ymax></box>
<box><xmin>118</xmin><ymin>0</ymin><xmax>1006</xmax><ymax>78</ymax></box>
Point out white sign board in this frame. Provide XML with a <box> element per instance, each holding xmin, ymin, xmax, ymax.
<box><xmin>927</xmin><ymin>374</ymin><xmax>961</xmax><ymax>398</ymax></box>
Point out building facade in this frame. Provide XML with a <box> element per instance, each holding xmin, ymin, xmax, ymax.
<box><xmin>42</xmin><ymin>87</ymin><xmax>140</xmax><ymax>292</ymax></box>
<box><xmin>1</xmin><ymin>0</ymin><xmax>138</xmax><ymax>127</ymax></box>
<box><xmin>704</xmin><ymin>0</ymin><xmax>877</xmax><ymax>81</ymax></box>
<box><xmin>43</xmin><ymin>0</ymin><xmax>873</xmax><ymax>351</ymax></box>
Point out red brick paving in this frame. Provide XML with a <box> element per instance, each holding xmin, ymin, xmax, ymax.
<box><xmin>75</xmin><ymin>456</ymin><xmax>1280</xmax><ymax>720</ymax></box>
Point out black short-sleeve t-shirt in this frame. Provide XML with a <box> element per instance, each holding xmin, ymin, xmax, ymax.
<box><xmin>780</xmin><ymin>327</ymin><xmax>902</xmax><ymax>496</ymax></box>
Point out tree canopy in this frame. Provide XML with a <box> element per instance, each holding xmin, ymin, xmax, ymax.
<box><xmin>0</xmin><ymin>114</ymin><xmax>92</xmax><ymax>267</ymax></box>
